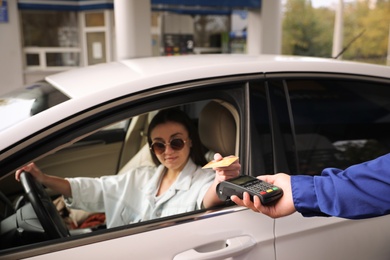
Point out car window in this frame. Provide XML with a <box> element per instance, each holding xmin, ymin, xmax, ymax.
<box><xmin>253</xmin><ymin>76</ymin><xmax>390</xmax><ymax>176</ymax></box>
<box><xmin>286</xmin><ymin>78</ymin><xmax>390</xmax><ymax>175</ymax></box>
<box><xmin>248</xmin><ymin>80</ymin><xmax>274</xmax><ymax>175</ymax></box>
<box><xmin>0</xmin><ymin>90</ymin><xmax>242</xmax><ymax>255</ymax></box>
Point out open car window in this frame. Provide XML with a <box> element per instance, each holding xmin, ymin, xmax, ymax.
<box><xmin>0</xmin><ymin>94</ymin><xmax>242</xmax><ymax>253</ymax></box>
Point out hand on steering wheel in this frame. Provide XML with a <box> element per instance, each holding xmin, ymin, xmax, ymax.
<box><xmin>20</xmin><ymin>171</ymin><xmax>69</xmax><ymax>239</ymax></box>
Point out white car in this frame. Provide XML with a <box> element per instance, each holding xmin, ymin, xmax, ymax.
<box><xmin>1</xmin><ymin>54</ymin><xmax>390</xmax><ymax>259</ymax></box>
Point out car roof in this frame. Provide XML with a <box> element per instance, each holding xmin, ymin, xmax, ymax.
<box><xmin>47</xmin><ymin>54</ymin><xmax>390</xmax><ymax>99</ymax></box>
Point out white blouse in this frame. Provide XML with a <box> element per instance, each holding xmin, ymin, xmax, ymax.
<box><xmin>65</xmin><ymin>159</ymin><xmax>214</xmax><ymax>228</ymax></box>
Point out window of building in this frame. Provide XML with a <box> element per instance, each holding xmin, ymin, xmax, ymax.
<box><xmin>21</xmin><ymin>10</ymin><xmax>81</xmax><ymax>70</ymax></box>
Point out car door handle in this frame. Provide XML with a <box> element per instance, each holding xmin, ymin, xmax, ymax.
<box><xmin>173</xmin><ymin>235</ymin><xmax>256</xmax><ymax>260</ymax></box>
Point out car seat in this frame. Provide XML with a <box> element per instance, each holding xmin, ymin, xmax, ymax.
<box><xmin>118</xmin><ymin>112</ymin><xmax>156</xmax><ymax>170</ymax></box>
<box><xmin>198</xmin><ymin>100</ymin><xmax>238</xmax><ymax>160</ymax></box>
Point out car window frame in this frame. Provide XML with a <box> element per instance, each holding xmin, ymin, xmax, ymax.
<box><xmin>0</xmin><ymin>74</ymin><xmax>263</xmax><ymax>258</ymax></box>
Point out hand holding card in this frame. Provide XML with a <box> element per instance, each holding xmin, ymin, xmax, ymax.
<box><xmin>202</xmin><ymin>156</ymin><xmax>239</xmax><ymax>169</ymax></box>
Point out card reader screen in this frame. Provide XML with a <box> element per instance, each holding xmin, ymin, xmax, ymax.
<box><xmin>230</xmin><ymin>175</ymin><xmax>254</xmax><ymax>185</ymax></box>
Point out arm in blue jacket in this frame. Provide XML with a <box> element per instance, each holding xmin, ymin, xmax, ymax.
<box><xmin>292</xmin><ymin>153</ymin><xmax>390</xmax><ymax>219</ymax></box>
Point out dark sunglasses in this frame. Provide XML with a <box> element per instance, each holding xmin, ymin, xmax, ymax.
<box><xmin>150</xmin><ymin>138</ymin><xmax>187</xmax><ymax>155</ymax></box>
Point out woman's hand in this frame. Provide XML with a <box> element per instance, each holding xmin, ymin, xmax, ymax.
<box><xmin>212</xmin><ymin>153</ymin><xmax>241</xmax><ymax>182</ymax></box>
<box><xmin>15</xmin><ymin>162</ymin><xmax>72</xmax><ymax>198</ymax></box>
<box><xmin>15</xmin><ymin>162</ymin><xmax>45</xmax><ymax>183</ymax></box>
<box><xmin>202</xmin><ymin>153</ymin><xmax>241</xmax><ymax>208</ymax></box>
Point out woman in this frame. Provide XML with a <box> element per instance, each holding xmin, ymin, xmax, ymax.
<box><xmin>16</xmin><ymin>108</ymin><xmax>240</xmax><ymax>228</ymax></box>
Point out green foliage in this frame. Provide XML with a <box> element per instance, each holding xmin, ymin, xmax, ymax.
<box><xmin>282</xmin><ymin>0</ymin><xmax>334</xmax><ymax>57</ymax></box>
<box><xmin>343</xmin><ymin>0</ymin><xmax>390</xmax><ymax>64</ymax></box>
<box><xmin>282</xmin><ymin>0</ymin><xmax>390</xmax><ymax>65</ymax></box>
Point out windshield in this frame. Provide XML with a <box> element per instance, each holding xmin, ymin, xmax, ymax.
<box><xmin>0</xmin><ymin>81</ymin><xmax>69</xmax><ymax>132</ymax></box>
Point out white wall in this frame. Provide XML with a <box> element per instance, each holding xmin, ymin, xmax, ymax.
<box><xmin>0</xmin><ymin>0</ymin><xmax>23</xmax><ymax>95</ymax></box>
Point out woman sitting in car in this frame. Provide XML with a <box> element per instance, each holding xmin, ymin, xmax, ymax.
<box><xmin>16</xmin><ymin>108</ymin><xmax>240</xmax><ymax>228</ymax></box>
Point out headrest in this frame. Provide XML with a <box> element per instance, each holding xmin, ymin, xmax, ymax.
<box><xmin>198</xmin><ymin>101</ymin><xmax>236</xmax><ymax>157</ymax></box>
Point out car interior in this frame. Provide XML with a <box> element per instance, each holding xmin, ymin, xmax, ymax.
<box><xmin>0</xmin><ymin>98</ymin><xmax>240</xmax><ymax>250</ymax></box>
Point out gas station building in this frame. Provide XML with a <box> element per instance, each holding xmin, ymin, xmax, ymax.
<box><xmin>0</xmin><ymin>0</ymin><xmax>282</xmax><ymax>94</ymax></box>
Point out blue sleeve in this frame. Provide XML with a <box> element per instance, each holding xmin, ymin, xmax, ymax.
<box><xmin>291</xmin><ymin>153</ymin><xmax>390</xmax><ymax>219</ymax></box>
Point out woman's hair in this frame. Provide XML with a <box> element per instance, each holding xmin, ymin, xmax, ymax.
<box><xmin>147</xmin><ymin>108</ymin><xmax>207</xmax><ymax>166</ymax></box>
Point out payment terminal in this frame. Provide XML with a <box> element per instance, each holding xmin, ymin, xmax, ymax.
<box><xmin>216</xmin><ymin>175</ymin><xmax>283</xmax><ymax>205</ymax></box>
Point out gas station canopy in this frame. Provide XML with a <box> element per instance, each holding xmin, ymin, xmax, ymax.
<box><xmin>18</xmin><ymin>0</ymin><xmax>261</xmax><ymax>14</ymax></box>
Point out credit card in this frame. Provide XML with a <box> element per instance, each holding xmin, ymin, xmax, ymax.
<box><xmin>202</xmin><ymin>156</ymin><xmax>239</xmax><ymax>169</ymax></box>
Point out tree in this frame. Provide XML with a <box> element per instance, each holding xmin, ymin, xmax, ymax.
<box><xmin>282</xmin><ymin>0</ymin><xmax>390</xmax><ymax>65</ymax></box>
<box><xmin>282</xmin><ymin>0</ymin><xmax>333</xmax><ymax>57</ymax></box>
<box><xmin>343</xmin><ymin>0</ymin><xmax>390</xmax><ymax>64</ymax></box>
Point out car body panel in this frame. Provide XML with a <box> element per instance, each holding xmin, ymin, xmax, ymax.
<box><xmin>19</xmin><ymin>209</ymin><xmax>276</xmax><ymax>260</ymax></box>
<box><xmin>275</xmin><ymin>213</ymin><xmax>390</xmax><ymax>260</ymax></box>
<box><xmin>48</xmin><ymin>55</ymin><xmax>390</xmax><ymax>99</ymax></box>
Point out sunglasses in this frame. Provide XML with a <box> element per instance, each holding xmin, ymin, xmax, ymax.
<box><xmin>150</xmin><ymin>138</ymin><xmax>187</xmax><ymax>155</ymax></box>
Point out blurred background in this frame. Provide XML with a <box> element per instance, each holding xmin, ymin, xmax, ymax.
<box><xmin>0</xmin><ymin>0</ymin><xmax>389</xmax><ymax>95</ymax></box>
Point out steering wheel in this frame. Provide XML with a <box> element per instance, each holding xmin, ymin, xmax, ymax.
<box><xmin>20</xmin><ymin>171</ymin><xmax>69</xmax><ymax>239</ymax></box>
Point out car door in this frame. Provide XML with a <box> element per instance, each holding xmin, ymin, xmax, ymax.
<box><xmin>259</xmin><ymin>74</ymin><xmax>390</xmax><ymax>259</ymax></box>
<box><xmin>1</xmin><ymin>75</ymin><xmax>279</xmax><ymax>259</ymax></box>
